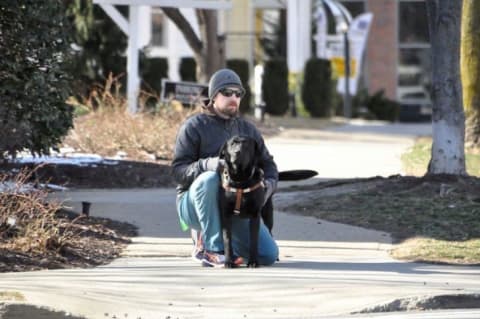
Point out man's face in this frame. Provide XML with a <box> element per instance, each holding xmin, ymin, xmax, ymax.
<box><xmin>213</xmin><ymin>86</ymin><xmax>244</xmax><ymax>118</ymax></box>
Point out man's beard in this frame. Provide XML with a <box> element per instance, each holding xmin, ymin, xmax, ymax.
<box><xmin>215</xmin><ymin>103</ymin><xmax>239</xmax><ymax>118</ymax></box>
<box><xmin>222</xmin><ymin>107</ymin><xmax>238</xmax><ymax>117</ymax></box>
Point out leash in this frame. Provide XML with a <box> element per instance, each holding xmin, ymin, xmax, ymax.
<box><xmin>222</xmin><ymin>170</ymin><xmax>264</xmax><ymax>215</ymax></box>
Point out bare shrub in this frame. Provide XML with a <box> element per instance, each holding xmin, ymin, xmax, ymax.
<box><xmin>64</xmin><ymin>74</ymin><xmax>198</xmax><ymax>161</ymax></box>
<box><xmin>0</xmin><ymin>168</ymin><xmax>81</xmax><ymax>254</ymax></box>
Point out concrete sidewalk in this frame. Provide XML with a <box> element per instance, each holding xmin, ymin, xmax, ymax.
<box><xmin>2</xmin><ymin>122</ymin><xmax>480</xmax><ymax>318</ymax></box>
<box><xmin>1</xmin><ymin>188</ymin><xmax>479</xmax><ymax>319</ymax></box>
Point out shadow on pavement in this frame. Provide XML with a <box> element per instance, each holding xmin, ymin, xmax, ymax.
<box><xmin>0</xmin><ymin>304</ymin><xmax>85</xmax><ymax>319</ymax></box>
<box><xmin>273</xmin><ymin>260</ymin><xmax>480</xmax><ymax>275</ymax></box>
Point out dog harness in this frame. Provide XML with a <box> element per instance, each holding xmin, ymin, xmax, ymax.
<box><xmin>222</xmin><ymin>170</ymin><xmax>265</xmax><ymax>215</ymax></box>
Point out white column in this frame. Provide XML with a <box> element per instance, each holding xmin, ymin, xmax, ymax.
<box><xmin>287</xmin><ymin>0</ymin><xmax>311</xmax><ymax>73</ymax></box>
<box><xmin>127</xmin><ymin>5</ymin><xmax>140</xmax><ymax>114</ymax></box>
<box><xmin>168</xmin><ymin>18</ymin><xmax>179</xmax><ymax>81</ymax></box>
<box><xmin>138</xmin><ymin>6</ymin><xmax>152</xmax><ymax>47</ymax></box>
<box><xmin>287</xmin><ymin>0</ymin><xmax>300</xmax><ymax>72</ymax></box>
<box><xmin>300</xmin><ymin>0</ymin><xmax>311</xmax><ymax>67</ymax></box>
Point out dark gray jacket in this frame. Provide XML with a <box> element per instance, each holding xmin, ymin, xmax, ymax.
<box><xmin>171</xmin><ymin>112</ymin><xmax>278</xmax><ymax>195</ymax></box>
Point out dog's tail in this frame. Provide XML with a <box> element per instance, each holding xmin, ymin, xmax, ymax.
<box><xmin>278</xmin><ymin>169</ymin><xmax>318</xmax><ymax>181</ymax></box>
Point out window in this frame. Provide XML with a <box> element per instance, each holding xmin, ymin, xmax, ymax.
<box><xmin>340</xmin><ymin>0</ymin><xmax>366</xmax><ymax>18</ymax></box>
<box><xmin>399</xmin><ymin>1</ymin><xmax>429</xmax><ymax>44</ymax></box>
<box><xmin>398</xmin><ymin>48</ymin><xmax>430</xmax><ymax>87</ymax></box>
<box><xmin>398</xmin><ymin>1</ymin><xmax>431</xmax><ymax>103</ymax></box>
<box><xmin>151</xmin><ymin>8</ymin><xmax>166</xmax><ymax>47</ymax></box>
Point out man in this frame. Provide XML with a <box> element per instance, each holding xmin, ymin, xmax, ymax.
<box><xmin>171</xmin><ymin>68</ymin><xmax>279</xmax><ymax>267</ymax></box>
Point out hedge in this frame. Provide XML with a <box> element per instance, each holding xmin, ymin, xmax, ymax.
<box><xmin>262</xmin><ymin>59</ymin><xmax>289</xmax><ymax>115</ymax></box>
<box><xmin>0</xmin><ymin>1</ymin><xmax>74</xmax><ymax>159</ymax></box>
<box><xmin>179</xmin><ymin>57</ymin><xmax>197</xmax><ymax>82</ymax></box>
<box><xmin>302</xmin><ymin>58</ymin><xmax>335</xmax><ymax>118</ymax></box>
<box><xmin>140</xmin><ymin>56</ymin><xmax>169</xmax><ymax>95</ymax></box>
<box><xmin>227</xmin><ymin>59</ymin><xmax>251</xmax><ymax>114</ymax></box>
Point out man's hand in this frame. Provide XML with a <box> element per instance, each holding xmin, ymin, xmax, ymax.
<box><xmin>201</xmin><ymin>156</ymin><xmax>225</xmax><ymax>172</ymax></box>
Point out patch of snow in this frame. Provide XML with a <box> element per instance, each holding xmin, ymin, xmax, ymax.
<box><xmin>0</xmin><ymin>181</ymin><xmax>68</xmax><ymax>193</ymax></box>
<box><xmin>0</xmin><ymin>181</ymin><xmax>36</xmax><ymax>193</ymax></box>
<box><xmin>11</xmin><ymin>149</ymin><xmax>119</xmax><ymax>167</ymax></box>
<box><xmin>108</xmin><ymin>151</ymin><xmax>128</xmax><ymax>160</ymax></box>
<box><xmin>2</xmin><ymin>149</ymin><xmax>115</xmax><ymax>193</ymax></box>
<box><xmin>39</xmin><ymin>183</ymin><xmax>69</xmax><ymax>191</ymax></box>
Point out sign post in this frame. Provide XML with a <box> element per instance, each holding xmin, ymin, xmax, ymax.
<box><xmin>160</xmin><ymin>79</ymin><xmax>208</xmax><ymax>106</ymax></box>
<box><xmin>314</xmin><ymin>0</ymin><xmax>373</xmax><ymax>118</ymax></box>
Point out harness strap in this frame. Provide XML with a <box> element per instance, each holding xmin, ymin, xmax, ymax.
<box><xmin>234</xmin><ymin>189</ymin><xmax>243</xmax><ymax>214</ymax></box>
<box><xmin>222</xmin><ymin>181</ymin><xmax>265</xmax><ymax>215</ymax></box>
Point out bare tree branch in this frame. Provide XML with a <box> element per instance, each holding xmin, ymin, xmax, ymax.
<box><xmin>161</xmin><ymin>7</ymin><xmax>203</xmax><ymax>54</ymax></box>
<box><xmin>161</xmin><ymin>8</ymin><xmax>224</xmax><ymax>82</ymax></box>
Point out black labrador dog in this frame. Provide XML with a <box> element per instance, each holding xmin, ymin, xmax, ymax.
<box><xmin>219</xmin><ymin>135</ymin><xmax>316</xmax><ymax>268</ymax></box>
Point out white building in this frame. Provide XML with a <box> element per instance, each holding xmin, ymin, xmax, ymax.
<box><xmin>141</xmin><ymin>0</ymin><xmax>304</xmax><ymax>82</ymax></box>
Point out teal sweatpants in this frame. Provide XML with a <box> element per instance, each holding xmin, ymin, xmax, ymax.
<box><xmin>177</xmin><ymin>171</ymin><xmax>278</xmax><ymax>265</ymax></box>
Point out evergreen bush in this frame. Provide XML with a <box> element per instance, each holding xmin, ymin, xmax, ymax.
<box><xmin>179</xmin><ymin>57</ymin><xmax>197</xmax><ymax>82</ymax></box>
<box><xmin>140</xmin><ymin>56</ymin><xmax>169</xmax><ymax>94</ymax></box>
<box><xmin>0</xmin><ymin>1</ymin><xmax>74</xmax><ymax>159</ymax></box>
<box><xmin>365</xmin><ymin>90</ymin><xmax>400</xmax><ymax>122</ymax></box>
<box><xmin>67</xmin><ymin>1</ymin><xmax>128</xmax><ymax>96</ymax></box>
<box><xmin>302</xmin><ymin>58</ymin><xmax>335</xmax><ymax>118</ymax></box>
<box><xmin>262</xmin><ymin>59</ymin><xmax>289</xmax><ymax>115</ymax></box>
<box><xmin>227</xmin><ymin>59</ymin><xmax>251</xmax><ymax>114</ymax></box>
<box><xmin>353</xmin><ymin>89</ymin><xmax>400</xmax><ymax>122</ymax></box>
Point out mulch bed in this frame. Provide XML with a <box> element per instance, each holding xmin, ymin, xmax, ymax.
<box><xmin>0</xmin><ymin>208</ymin><xmax>137</xmax><ymax>273</ymax></box>
<box><xmin>0</xmin><ymin>160</ymin><xmax>175</xmax><ymax>189</ymax></box>
<box><xmin>0</xmin><ymin>160</ymin><xmax>176</xmax><ymax>273</ymax></box>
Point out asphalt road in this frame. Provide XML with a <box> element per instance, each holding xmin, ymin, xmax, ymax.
<box><xmin>268</xmin><ymin>120</ymin><xmax>432</xmax><ymax>183</ymax></box>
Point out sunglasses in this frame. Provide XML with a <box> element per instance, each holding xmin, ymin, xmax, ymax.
<box><xmin>219</xmin><ymin>88</ymin><xmax>245</xmax><ymax>98</ymax></box>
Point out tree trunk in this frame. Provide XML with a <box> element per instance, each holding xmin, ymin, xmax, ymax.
<box><xmin>195</xmin><ymin>9</ymin><xmax>224</xmax><ymax>83</ymax></box>
<box><xmin>461</xmin><ymin>0</ymin><xmax>480</xmax><ymax>148</ymax></box>
<box><xmin>425</xmin><ymin>0</ymin><xmax>466</xmax><ymax>175</ymax></box>
<box><xmin>161</xmin><ymin>8</ymin><xmax>225</xmax><ymax>84</ymax></box>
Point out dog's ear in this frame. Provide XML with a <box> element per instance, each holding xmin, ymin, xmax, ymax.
<box><xmin>251</xmin><ymin>138</ymin><xmax>261</xmax><ymax>167</ymax></box>
<box><xmin>254</xmin><ymin>138</ymin><xmax>261</xmax><ymax>156</ymax></box>
<box><xmin>219</xmin><ymin>141</ymin><xmax>228</xmax><ymax>159</ymax></box>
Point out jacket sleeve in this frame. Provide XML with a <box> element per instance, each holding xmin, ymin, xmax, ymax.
<box><xmin>171</xmin><ymin>121</ymin><xmax>206</xmax><ymax>189</ymax></box>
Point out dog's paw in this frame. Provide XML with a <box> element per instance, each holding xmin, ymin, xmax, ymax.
<box><xmin>247</xmin><ymin>262</ymin><xmax>259</xmax><ymax>268</ymax></box>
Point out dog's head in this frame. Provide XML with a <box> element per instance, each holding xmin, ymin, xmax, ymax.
<box><xmin>219</xmin><ymin>136</ymin><xmax>260</xmax><ymax>180</ymax></box>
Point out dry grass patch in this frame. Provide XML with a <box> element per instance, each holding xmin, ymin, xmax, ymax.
<box><xmin>0</xmin><ymin>291</ymin><xmax>25</xmax><ymax>302</ymax></box>
<box><xmin>391</xmin><ymin>237</ymin><xmax>480</xmax><ymax>265</ymax></box>
<box><xmin>64</xmin><ymin>107</ymin><xmax>191</xmax><ymax>161</ymax></box>
<box><xmin>0</xmin><ymin>169</ymin><xmax>75</xmax><ymax>255</ymax></box>
<box><xmin>64</xmin><ymin>75</ymin><xmax>197</xmax><ymax>162</ymax></box>
<box><xmin>0</xmin><ymin>168</ymin><xmax>136</xmax><ymax>272</ymax></box>
<box><xmin>402</xmin><ymin>137</ymin><xmax>480</xmax><ymax>176</ymax></box>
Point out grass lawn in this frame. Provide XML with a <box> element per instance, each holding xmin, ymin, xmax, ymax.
<box><xmin>402</xmin><ymin>137</ymin><xmax>480</xmax><ymax>176</ymax></box>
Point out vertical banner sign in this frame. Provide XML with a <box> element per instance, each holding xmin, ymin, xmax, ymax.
<box><xmin>315</xmin><ymin>4</ymin><xmax>328</xmax><ymax>59</ymax></box>
<box><xmin>336</xmin><ymin>12</ymin><xmax>374</xmax><ymax>95</ymax></box>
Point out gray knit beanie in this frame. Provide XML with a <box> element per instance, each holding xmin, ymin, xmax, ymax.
<box><xmin>208</xmin><ymin>69</ymin><xmax>244</xmax><ymax>100</ymax></box>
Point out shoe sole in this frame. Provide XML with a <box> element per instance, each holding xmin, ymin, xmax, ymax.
<box><xmin>192</xmin><ymin>257</ymin><xmax>203</xmax><ymax>263</ymax></box>
<box><xmin>201</xmin><ymin>257</ymin><xmax>244</xmax><ymax>268</ymax></box>
<box><xmin>192</xmin><ymin>252</ymin><xmax>203</xmax><ymax>263</ymax></box>
<box><xmin>201</xmin><ymin>259</ymin><xmax>225</xmax><ymax>268</ymax></box>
